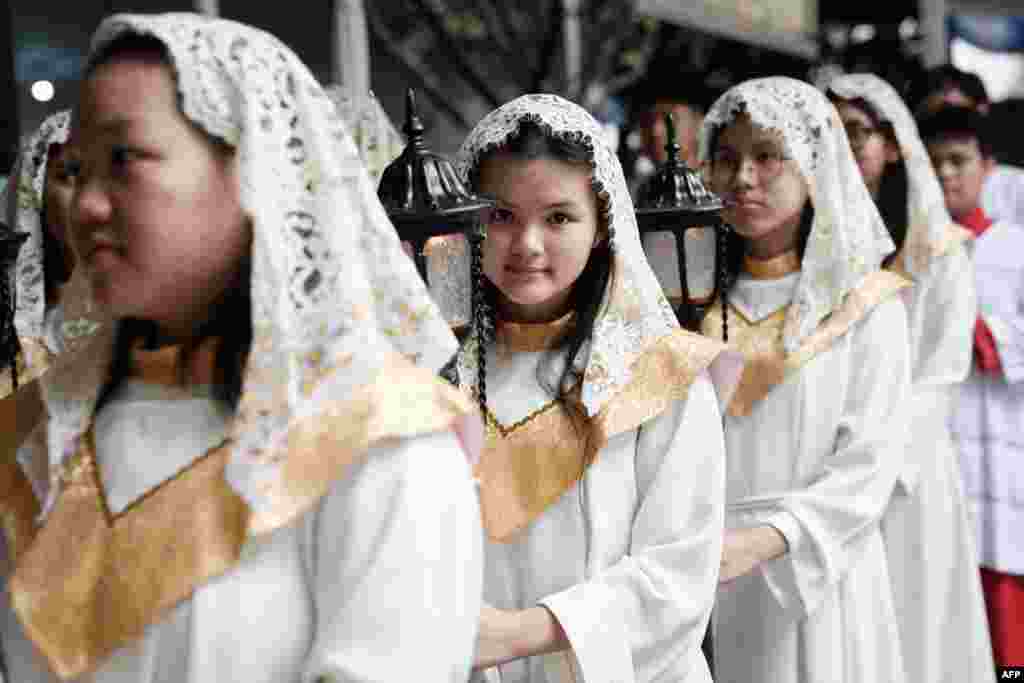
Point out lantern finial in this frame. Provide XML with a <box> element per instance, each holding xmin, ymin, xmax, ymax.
<box><xmin>664</xmin><ymin>112</ymin><xmax>682</xmax><ymax>166</ymax></box>
<box><xmin>403</xmin><ymin>88</ymin><xmax>426</xmax><ymax>146</ymax></box>
<box><xmin>378</xmin><ymin>88</ymin><xmax>494</xmax><ymax>284</ymax></box>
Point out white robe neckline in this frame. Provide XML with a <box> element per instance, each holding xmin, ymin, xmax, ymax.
<box><xmin>729</xmin><ymin>272</ymin><xmax>800</xmax><ymax>324</ymax></box>
<box><xmin>93</xmin><ymin>380</ymin><xmax>231</xmax><ymax>516</ymax></box>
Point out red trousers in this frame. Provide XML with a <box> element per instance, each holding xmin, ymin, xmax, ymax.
<box><xmin>980</xmin><ymin>567</ymin><xmax>1024</xmax><ymax>666</ymax></box>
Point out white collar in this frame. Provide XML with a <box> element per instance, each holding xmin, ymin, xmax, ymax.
<box><xmin>729</xmin><ymin>272</ymin><xmax>800</xmax><ymax>323</ymax></box>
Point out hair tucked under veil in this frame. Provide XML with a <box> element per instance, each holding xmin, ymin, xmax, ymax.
<box><xmin>442</xmin><ymin>94</ymin><xmax>684</xmax><ymax>420</ymax></box>
<box><xmin>827</xmin><ymin>73</ymin><xmax>959</xmax><ymax>278</ymax></box>
<box><xmin>697</xmin><ymin>77</ymin><xmax>896</xmax><ymax>351</ymax></box>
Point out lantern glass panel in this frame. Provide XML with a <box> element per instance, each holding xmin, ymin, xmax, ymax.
<box><xmin>642</xmin><ymin>226</ymin><xmax>716</xmax><ymax>306</ymax></box>
<box><xmin>424</xmin><ymin>233</ymin><xmax>472</xmax><ymax>331</ymax></box>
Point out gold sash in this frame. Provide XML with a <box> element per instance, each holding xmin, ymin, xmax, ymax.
<box><xmin>475</xmin><ymin>328</ymin><xmax>727</xmax><ymax>542</ymax></box>
<box><xmin>702</xmin><ymin>270</ymin><xmax>911</xmax><ymax>417</ymax></box>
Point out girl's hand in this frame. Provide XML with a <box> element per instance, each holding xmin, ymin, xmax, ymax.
<box><xmin>474</xmin><ymin>604</ymin><xmax>518</xmax><ymax>671</ymax></box>
<box><xmin>719</xmin><ymin>525</ymin><xmax>788</xmax><ymax>584</ymax></box>
<box><xmin>473</xmin><ymin>604</ymin><xmax>569</xmax><ymax>671</ymax></box>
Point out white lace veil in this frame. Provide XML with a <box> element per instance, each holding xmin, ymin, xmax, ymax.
<box><xmin>447</xmin><ymin>93</ymin><xmax>681</xmax><ymax>417</ymax></box>
<box><xmin>324</xmin><ymin>86</ymin><xmax>405</xmax><ymax>186</ymax></box>
<box><xmin>35</xmin><ymin>13</ymin><xmax>464</xmax><ymax>524</ymax></box>
<box><xmin>698</xmin><ymin>77</ymin><xmax>895</xmax><ymax>351</ymax></box>
<box><xmin>3</xmin><ymin>110</ymin><xmax>102</xmax><ymax>397</ymax></box>
<box><xmin>827</xmin><ymin>73</ymin><xmax>955</xmax><ymax>277</ymax></box>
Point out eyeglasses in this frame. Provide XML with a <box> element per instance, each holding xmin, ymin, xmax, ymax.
<box><xmin>843</xmin><ymin>123</ymin><xmax>880</xmax><ymax>146</ymax></box>
<box><xmin>709</xmin><ymin>148</ymin><xmax>790</xmax><ymax>185</ymax></box>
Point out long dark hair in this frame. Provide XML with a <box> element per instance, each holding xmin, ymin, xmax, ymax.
<box><xmin>88</xmin><ymin>33</ymin><xmax>252</xmax><ymax>412</ymax></box>
<box><xmin>467</xmin><ymin>119</ymin><xmax>614</xmax><ymax>425</ymax></box>
<box><xmin>827</xmin><ymin>94</ymin><xmax>909</xmax><ymax>265</ymax></box>
<box><xmin>1</xmin><ymin>224</ymin><xmax>26</xmax><ymax>388</ymax></box>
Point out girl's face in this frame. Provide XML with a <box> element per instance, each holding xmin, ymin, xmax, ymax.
<box><xmin>834</xmin><ymin>99</ymin><xmax>899</xmax><ymax>198</ymax></box>
<box><xmin>70</xmin><ymin>53</ymin><xmax>249</xmax><ymax>339</ymax></box>
<box><xmin>43</xmin><ymin>142</ymin><xmax>78</xmax><ymax>284</ymax></box>
<box><xmin>708</xmin><ymin>114</ymin><xmax>809</xmax><ymax>257</ymax></box>
<box><xmin>477</xmin><ymin>153</ymin><xmax>601</xmax><ymax>323</ymax></box>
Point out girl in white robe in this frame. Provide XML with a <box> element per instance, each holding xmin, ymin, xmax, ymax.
<box><xmin>1</xmin><ymin>111</ymin><xmax>103</xmax><ymax>457</ymax></box>
<box><xmin>0</xmin><ymin>108</ymin><xmax>94</xmax><ymax>683</ymax></box>
<box><xmin>0</xmin><ymin>12</ymin><xmax>482</xmax><ymax>682</ymax></box>
<box><xmin>435</xmin><ymin>94</ymin><xmax>742</xmax><ymax>682</ymax></box>
<box><xmin>695</xmin><ymin>77</ymin><xmax>912</xmax><ymax>683</ymax></box>
<box><xmin>828</xmin><ymin>73</ymin><xmax>995</xmax><ymax>683</ymax></box>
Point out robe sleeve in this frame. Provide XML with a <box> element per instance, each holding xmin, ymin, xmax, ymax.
<box><xmin>753</xmin><ymin>297</ymin><xmax>911</xmax><ymax>618</ymax></box>
<box><xmin>980</xmin><ymin>264</ymin><xmax>1024</xmax><ymax>384</ymax></box>
<box><xmin>893</xmin><ymin>244</ymin><xmax>977</xmax><ymax>493</ymax></box>
<box><xmin>301</xmin><ymin>430</ymin><xmax>483</xmax><ymax>683</ymax></box>
<box><xmin>538</xmin><ymin>373</ymin><xmax>725</xmax><ymax>682</ymax></box>
<box><xmin>912</xmin><ymin>243</ymin><xmax>976</xmax><ymax>387</ymax></box>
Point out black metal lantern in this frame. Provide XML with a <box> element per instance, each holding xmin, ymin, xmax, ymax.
<box><xmin>377</xmin><ymin>89</ymin><xmax>494</xmax><ymax>284</ymax></box>
<box><xmin>635</xmin><ymin>113</ymin><xmax>730</xmax><ymax>330</ymax></box>
<box><xmin>0</xmin><ymin>227</ymin><xmax>28</xmax><ymax>387</ymax></box>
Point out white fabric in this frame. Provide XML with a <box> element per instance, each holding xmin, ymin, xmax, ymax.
<box><xmin>41</xmin><ymin>13</ymin><xmax>459</xmax><ymax>522</ymax></box>
<box><xmin>952</xmin><ymin>220</ymin><xmax>1024</xmax><ymax>575</ymax></box>
<box><xmin>726</xmin><ymin>272</ymin><xmax>800</xmax><ymax>323</ymax></box>
<box><xmin>883</xmin><ymin>242</ymin><xmax>994</xmax><ymax>683</ymax></box>
<box><xmin>827</xmin><ymin>73</ymin><xmax>957</xmax><ymax>277</ymax></box>
<box><xmin>92</xmin><ymin>381</ymin><xmax>231</xmax><ymax>515</ymax></box>
<box><xmin>699</xmin><ymin>77</ymin><xmax>896</xmax><ymax>352</ymax></box>
<box><xmin>981</xmin><ymin>163</ymin><xmax>1024</xmax><ymax>227</ymax></box>
<box><xmin>469</xmin><ymin>347</ymin><xmax>725</xmax><ymax>683</ymax></box>
<box><xmin>8</xmin><ymin>110</ymin><xmax>70</xmax><ymax>356</ymax></box>
<box><xmin>825</xmin><ymin>79</ymin><xmax>995</xmax><ymax>680</ymax></box>
<box><xmin>452</xmin><ymin>94</ymin><xmax>682</xmax><ymax>417</ymax></box>
<box><xmin>2</xmin><ymin>380</ymin><xmax>483</xmax><ymax>683</ymax></box>
<box><xmin>881</xmin><ymin>391</ymin><xmax>995</xmax><ymax>683</ymax></box>
<box><xmin>713</xmin><ymin>275</ymin><xmax>911</xmax><ymax>683</ymax></box>
<box><xmin>324</xmin><ymin>86</ymin><xmax>405</xmax><ymax>186</ymax></box>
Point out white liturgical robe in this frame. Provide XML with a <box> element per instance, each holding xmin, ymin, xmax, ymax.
<box><xmin>470</xmin><ymin>346</ymin><xmax>727</xmax><ymax>683</ymax></box>
<box><xmin>2</xmin><ymin>379</ymin><xmax>483</xmax><ymax>683</ymax></box>
<box><xmin>712</xmin><ymin>273</ymin><xmax>910</xmax><ymax>683</ymax></box>
<box><xmin>882</xmin><ymin>240</ymin><xmax>995</xmax><ymax>683</ymax></box>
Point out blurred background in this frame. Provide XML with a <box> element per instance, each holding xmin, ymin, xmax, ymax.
<box><xmin>5</xmin><ymin>0</ymin><xmax>1024</xmax><ymax>181</ymax></box>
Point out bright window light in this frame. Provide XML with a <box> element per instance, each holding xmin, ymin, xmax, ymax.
<box><xmin>30</xmin><ymin>80</ymin><xmax>55</xmax><ymax>102</ymax></box>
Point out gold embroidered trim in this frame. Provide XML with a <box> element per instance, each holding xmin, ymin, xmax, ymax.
<box><xmin>743</xmin><ymin>250</ymin><xmax>801</xmax><ymax>280</ymax></box>
<box><xmin>701</xmin><ymin>269</ymin><xmax>911</xmax><ymax>417</ymax></box>
<box><xmin>0</xmin><ymin>457</ymin><xmax>41</xmax><ymax>573</ymax></box>
<box><xmin>495</xmin><ymin>312</ymin><xmax>576</xmax><ymax>353</ymax></box>
<box><xmin>1</xmin><ymin>277</ymin><xmax>106</xmax><ymax>400</ymax></box>
<box><xmin>475</xmin><ymin>329</ymin><xmax>727</xmax><ymax>542</ymax></box>
<box><xmin>0</xmin><ymin>387</ymin><xmax>44</xmax><ymax>573</ymax></box>
<box><xmin>482</xmin><ymin>400</ymin><xmax>560</xmax><ymax>438</ymax></box>
<box><xmin>9</xmin><ymin>439</ymin><xmax>246</xmax><ymax>681</ymax></box>
<box><xmin>889</xmin><ymin>223</ymin><xmax>973</xmax><ymax>279</ymax></box>
<box><xmin>0</xmin><ymin>340</ymin><xmax>49</xmax><ymax>400</ymax></box>
<box><xmin>4</xmin><ymin>352</ymin><xmax>472</xmax><ymax>679</ymax></box>
<box><xmin>248</xmin><ymin>356</ymin><xmax>473</xmax><ymax>536</ymax></box>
